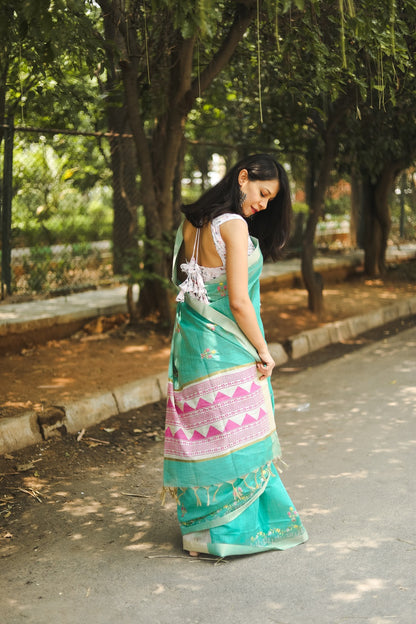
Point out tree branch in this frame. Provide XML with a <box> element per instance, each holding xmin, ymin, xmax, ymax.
<box><xmin>170</xmin><ymin>34</ymin><xmax>197</xmax><ymax>108</ymax></box>
<box><xmin>188</xmin><ymin>2</ymin><xmax>256</xmax><ymax>106</ymax></box>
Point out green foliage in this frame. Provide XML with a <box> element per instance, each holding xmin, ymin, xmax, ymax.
<box><xmin>127</xmin><ymin>232</ymin><xmax>174</xmax><ymax>292</ymax></box>
<box><xmin>324</xmin><ymin>194</ymin><xmax>350</xmax><ymax>216</ymax></box>
<box><xmin>0</xmin><ymin>0</ymin><xmax>103</xmax><ymax>114</ymax></box>
<box><xmin>19</xmin><ymin>242</ymin><xmax>108</xmax><ymax>294</ymax></box>
<box><xmin>190</xmin><ymin>0</ymin><xmax>416</xmax><ymax>192</ymax></box>
<box><xmin>3</xmin><ymin>0</ymin><xmax>416</xmax><ymax>303</ymax></box>
<box><xmin>292</xmin><ymin>201</ymin><xmax>309</xmax><ymax>214</ymax></box>
<box><xmin>11</xmin><ymin>137</ymin><xmax>112</xmax><ymax>247</ymax></box>
<box><xmin>22</xmin><ymin>246</ymin><xmax>53</xmax><ymax>293</ymax></box>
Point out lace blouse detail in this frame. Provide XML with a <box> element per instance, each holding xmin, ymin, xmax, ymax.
<box><xmin>211</xmin><ymin>214</ymin><xmax>255</xmax><ymax>263</ymax></box>
<box><xmin>176</xmin><ymin>213</ymin><xmax>255</xmax><ymax>303</ymax></box>
<box><xmin>176</xmin><ymin>227</ymin><xmax>209</xmax><ymax>304</ymax></box>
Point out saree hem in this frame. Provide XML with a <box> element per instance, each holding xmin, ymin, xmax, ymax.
<box><xmin>183</xmin><ymin>529</ymin><xmax>309</xmax><ymax>558</ymax></box>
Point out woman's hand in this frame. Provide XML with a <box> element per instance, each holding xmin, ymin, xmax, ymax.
<box><xmin>256</xmin><ymin>349</ymin><xmax>275</xmax><ymax>380</ymax></box>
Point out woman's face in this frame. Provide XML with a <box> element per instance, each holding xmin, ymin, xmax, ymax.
<box><xmin>238</xmin><ymin>169</ymin><xmax>279</xmax><ymax>218</ymax></box>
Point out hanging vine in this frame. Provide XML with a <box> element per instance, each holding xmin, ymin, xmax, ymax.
<box><xmin>275</xmin><ymin>0</ymin><xmax>280</xmax><ymax>52</ymax></box>
<box><xmin>143</xmin><ymin>2</ymin><xmax>151</xmax><ymax>85</ymax></box>
<box><xmin>377</xmin><ymin>45</ymin><xmax>385</xmax><ymax>111</ymax></box>
<box><xmin>339</xmin><ymin>0</ymin><xmax>347</xmax><ymax>68</ymax></box>
<box><xmin>257</xmin><ymin>0</ymin><xmax>263</xmax><ymax>123</ymax></box>
<box><xmin>390</xmin><ymin>0</ymin><xmax>396</xmax><ymax>56</ymax></box>
<box><xmin>338</xmin><ymin>0</ymin><xmax>355</xmax><ymax>69</ymax></box>
<box><xmin>197</xmin><ymin>38</ymin><xmax>201</xmax><ymax>99</ymax></box>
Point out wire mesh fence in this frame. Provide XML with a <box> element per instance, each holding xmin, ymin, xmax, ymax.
<box><xmin>2</xmin><ymin>120</ymin><xmax>415</xmax><ymax>302</ymax></box>
<box><xmin>0</xmin><ymin>120</ymin><xmax>136</xmax><ymax>300</ymax></box>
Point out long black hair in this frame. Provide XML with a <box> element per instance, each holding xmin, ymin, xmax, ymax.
<box><xmin>182</xmin><ymin>153</ymin><xmax>292</xmax><ymax>260</ymax></box>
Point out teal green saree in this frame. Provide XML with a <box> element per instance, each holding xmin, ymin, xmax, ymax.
<box><xmin>163</xmin><ymin>223</ymin><xmax>308</xmax><ymax>556</ymax></box>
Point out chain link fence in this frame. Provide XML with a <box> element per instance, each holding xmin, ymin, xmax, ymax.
<box><xmin>2</xmin><ymin>120</ymin><xmax>415</xmax><ymax>302</ymax></box>
<box><xmin>0</xmin><ymin>120</ymin><xmax>136</xmax><ymax>300</ymax></box>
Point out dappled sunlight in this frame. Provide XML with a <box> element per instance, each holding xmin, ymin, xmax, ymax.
<box><xmin>2</xmin><ymin>399</ymin><xmax>33</xmax><ymax>410</ymax></box>
<box><xmin>108</xmin><ymin>471</ymin><xmax>128</xmax><ymax>479</ymax></box>
<box><xmin>0</xmin><ymin>409</ymin><xmax>179</xmax><ymax>564</ymax></box>
<box><xmin>326</xmin><ymin>470</ymin><xmax>369</xmax><ymax>480</ymax></box>
<box><xmin>332</xmin><ymin>577</ymin><xmax>387</xmax><ymax>602</ymax></box>
<box><xmin>38</xmin><ymin>377</ymin><xmax>75</xmax><ymax>389</ymax></box>
<box><xmin>400</xmin><ymin>385</ymin><xmax>416</xmax><ymax>401</ymax></box>
<box><xmin>4</xmin><ymin>466</ymin><xmax>177</xmax><ymax>557</ymax></box>
<box><xmin>110</xmin><ymin>505</ymin><xmax>136</xmax><ymax>516</ymax></box>
<box><xmin>124</xmin><ymin>541</ymin><xmax>157</xmax><ymax>551</ymax></box>
<box><xmin>304</xmin><ymin>536</ymin><xmax>395</xmax><ymax>558</ymax></box>
<box><xmin>379</xmin><ymin>292</ymin><xmax>401</xmax><ymax>300</ymax></box>
<box><xmin>300</xmin><ymin>504</ymin><xmax>333</xmax><ymax>518</ymax></box>
<box><xmin>174</xmin><ymin>582</ymin><xmax>204</xmax><ymax>591</ymax></box>
<box><xmin>60</xmin><ymin>497</ymin><xmax>103</xmax><ymax>516</ymax></box>
<box><xmin>262</xmin><ymin>273</ymin><xmax>416</xmax><ymax>343</ymax></box>
<box><xmin>122</xmin><ymin>344</ymin><xmax>149</xmax><ymax>353</ymax></box>
<box><xmin>330</xmin><ymin>538</ymin><xmax>392</xmax><ymax>554</ymax></box>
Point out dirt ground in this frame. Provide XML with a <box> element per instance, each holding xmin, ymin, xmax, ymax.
<box><xmin>0</xmin><ymin>260</ymin><xmax>415</xmax><ymax>421</ymax></box>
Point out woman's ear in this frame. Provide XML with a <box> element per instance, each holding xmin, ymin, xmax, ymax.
<box><xmin>238</xmin><ymin>169</ymin><xmax>249</xmax><ymax>186</ymax></box>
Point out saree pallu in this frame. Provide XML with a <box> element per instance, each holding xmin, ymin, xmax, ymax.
<box><xmin>163</xmin><ymin>225</ymin><xmax>308</xmax><ymax>557</ymax></box>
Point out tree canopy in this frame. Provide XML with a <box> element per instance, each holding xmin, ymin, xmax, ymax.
<box><xmin>2</xmin><ymin>0</ymin><xmax>416</xmax><ymax>316</ymax></box>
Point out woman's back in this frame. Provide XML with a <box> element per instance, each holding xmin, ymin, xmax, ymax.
<box><xmin>181</xmin><ymin>214</ymin><xmax>254</xmax><ymax>267</ymax></box>
<box><xmin>182</xmin><ymin>219</ymin><xmax>222</xmax><ymax>269</ymax></box>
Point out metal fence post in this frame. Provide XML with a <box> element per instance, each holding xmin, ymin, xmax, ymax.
<box><xmin>1</xmin><ymin>116</ymin><xmax>14</xmax><ymax>298</ymax></box>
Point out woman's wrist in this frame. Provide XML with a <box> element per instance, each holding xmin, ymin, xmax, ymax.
<box><xmin>257</xmin><ymin>346</ymin><xmax>270</xmax><ymax>360</ymax></box>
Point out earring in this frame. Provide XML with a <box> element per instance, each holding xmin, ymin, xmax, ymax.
<box><xmin>239</xmin><ymin>190</ymin><xmax>247</xmax><ymax>208</ymax></box>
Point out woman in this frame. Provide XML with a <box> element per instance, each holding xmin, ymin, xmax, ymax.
<box><xmin>163</xmin><ymin>153</ymin><xmax>308</xmax><ymax>557</ymax></box>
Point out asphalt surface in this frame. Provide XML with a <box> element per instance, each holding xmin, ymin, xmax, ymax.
<box><xmin>1</xmin><ymin>325</ymin><xmax>415</xmax><ymax>624</ymax></box>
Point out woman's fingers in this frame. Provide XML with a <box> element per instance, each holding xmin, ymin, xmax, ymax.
<box><xmin>256</xmin><ymin>359</ymin><xmax>275</xmax><ymax>379</ymax></box>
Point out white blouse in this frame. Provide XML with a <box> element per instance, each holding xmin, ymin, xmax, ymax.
<box><xmin>176</xmin><ymin>213</ymin><xmax>255</xmax><ymax>303</ymax></box>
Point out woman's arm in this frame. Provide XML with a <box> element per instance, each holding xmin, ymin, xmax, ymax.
<box><xmin>221</xmin><ymin>219</ymin><xmax>275</xmax><ymax>379</ymax></box>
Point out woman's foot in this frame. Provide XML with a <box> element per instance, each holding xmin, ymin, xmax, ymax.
<box><xmin>189</xmin><ymin>551</ymin><xmax>199</xmax><ymax>557</ymax></box>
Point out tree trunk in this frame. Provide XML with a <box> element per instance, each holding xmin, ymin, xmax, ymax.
<box><xmin>349</xmin><ymin>170</ymin><xmax>362</xmax><ymax>248</ymax></box>
<box><xmin>301</xmin><ymin>117</ymin><xmax>339</xmax><ymax>317</ymax></box>
<box><xmin>121</xmin><ymin>54</ymin><xmax>171</xmax><ymax>324</ymax></box>
<box><xmin>172</xmin><ymin>137</ymin><xmax>187</xmax><ymax>229</ymax></box>
<box><xmin>301</xmin><ymin>157</ymin><xmax>324</xmax><ymax>317</ymax></box>
<box><xmin>108</xmin><ymin>118</ymin><xmax>139</xmax><ymax>275</ymax></box>
<box><xmin>361</xmin><ymin>162</ymin><xmax>399</xmax><ymax>276</ymax></box>
<box><xmin>99</xmin><ymin>0</ymin><xmax>257</xmax><ymax>326</ymax></box>
<box><xmin>102</xmin><ymin>5</ymin><xmax>139</xmax><ymax>275</ymax></box>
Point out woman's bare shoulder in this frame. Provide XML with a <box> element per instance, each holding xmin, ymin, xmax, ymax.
<box><xmin>182</xmin><ymin>218</ymin><xmax>193</xmax><ymax>234</ymax></box>
<box><xmin>220</xmin><ymin>217</ymin><xmax>248</xmax><ymax>242</ymax></box>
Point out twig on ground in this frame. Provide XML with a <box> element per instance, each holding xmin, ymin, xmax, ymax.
<box><xmin>145</xmin><ymin>554</ymin><xmax>228</xmax><ymax>564</ymax></box>
<box><xmin>77</xmin><ymin>428</ymin><xmax>86</xmax><ymax>441</ymax></box>
<box><xmin>83</xmin><ymin>437</ymin><xmax>110</xmax><ymax>445</ymax></box>
<box><xmin>15</xmin><ymin>487</ymin><xmax>43</xmax><ymax>503</ymax></box>
<box><xmin>121</xmin><ymin>492</ymin><xmax>152</xmax><ymax>498</ymax></box>
<box><xmin>16</xmin><ymin>459</ymin><xmax>42</xmax><ymax>472</ymax></box>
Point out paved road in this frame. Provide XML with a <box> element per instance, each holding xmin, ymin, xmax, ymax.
<box><xmin>1</xmin><ymin>328</ymin><xmax>415</xmax><ymax>624</ymax></box>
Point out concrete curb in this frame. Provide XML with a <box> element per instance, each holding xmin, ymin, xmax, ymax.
<box><xmin>0</xmin><ymin>411</ymin><xmax>43</xmax><ymax>454</ymax></box>
<box><xmin>0</xmin><ymin>372</ymin><xmax>169</xmax><ymax>455</ymax></box>
<box><xmin>1</xmin><ymin>298</ymin><xmax>415</xmax><ymax>455</ymax></box>
<box><xmin>284</xmin><ymin>295</ymin><xmax>416</xmax><ymax>360</ymax></box>
<box><xmin>0</xmin><ymin>286</ymin><xmax>128</xmax><ymax>339</ymax></box>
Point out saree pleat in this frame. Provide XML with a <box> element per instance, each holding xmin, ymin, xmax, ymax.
<box><xmin>163</xmin><ymin>223</ymin><xmax>308</xmax><ymax>555</ymax></box>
